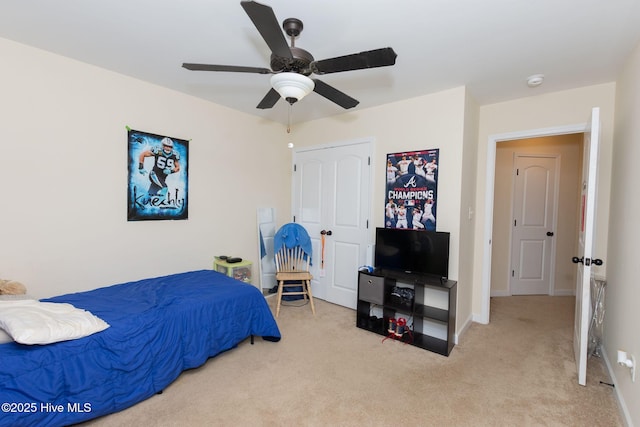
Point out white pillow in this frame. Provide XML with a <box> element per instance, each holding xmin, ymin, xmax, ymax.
<box><xmin>0</xmin><ymin>294</ymin><xmax>36</xmax><ymax>344</ymax></box>
<box><xmin>0</xmin><ymin>300</ymin><xmax>109</xmax><ymax>345</ymax></box>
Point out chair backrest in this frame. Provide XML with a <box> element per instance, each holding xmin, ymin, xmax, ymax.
<box><xmin>275</xmin><ymin>246</ymin><xmax>310</xmax><ymax>273</ymax></box>
<box><xmin>273</xmin><ymin>223</ymin><xmax>312</xmax><ymax>265</ymax></box>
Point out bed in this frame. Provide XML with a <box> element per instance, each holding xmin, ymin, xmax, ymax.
<box><xmin>0</xmin><ymin>269</ymin><xmax>281</xmax><ymax>427</ymax></box>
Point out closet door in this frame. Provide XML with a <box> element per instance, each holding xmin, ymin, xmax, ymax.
<box><xmin>292</xmin><ymin>140</ymin><xmax>372</xmax><ymax>309</ymax></box>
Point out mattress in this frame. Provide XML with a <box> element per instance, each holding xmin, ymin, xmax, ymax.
<box><xmin>0</xmin><ymin>270</ymin><xmax>280</xmax><ymax>426</ymax></box>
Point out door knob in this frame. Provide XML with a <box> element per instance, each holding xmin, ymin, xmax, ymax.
<box><xmin>320</xmin><ymin>230</ymin><xmax>333</xmax><ymax>236</ymax></box>
<box><xmin>572</xmin><ymin>256</ymin><xmax>603</xmax><ymax>266</ymax></box>
<box><xmin>546</xmin><ymin>231</ymin><xmax>554</xmax><ymax>236</ymax></box>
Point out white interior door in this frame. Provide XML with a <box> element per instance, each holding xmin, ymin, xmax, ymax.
<box><xmin>292</xmin><ymin>141</ymin><xmax>371</xmax><ymax>309</ymax></box>
<box><xmin>573</xmin><ymin>107</ymin><xmax>601</xmax><ymax>386</ymax></box>
<box><xmin>510</xmin><ymin>155</ymin><xmax>558</xmax><ymax>295</ymax></box>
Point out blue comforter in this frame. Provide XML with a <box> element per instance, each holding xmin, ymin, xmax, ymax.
<box><xmin>0</xmin><ymin>270</ymin><xmax>280</xmax><ymax>427</ymax></box>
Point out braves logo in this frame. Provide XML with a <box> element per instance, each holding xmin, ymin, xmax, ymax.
<box><xmin>403</xmin><ymin>175</ymin><xmax>418</xmax><ymax>188</ymax></box>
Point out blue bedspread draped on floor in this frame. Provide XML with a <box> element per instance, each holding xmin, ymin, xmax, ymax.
<box><xmin>0</xmin><ymin>270</ymin><xmax>280</xmax><ymax>427</ymax></box>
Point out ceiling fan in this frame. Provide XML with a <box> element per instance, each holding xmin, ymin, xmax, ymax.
<box><xmin>182</xmin><ymin>0</ymin><xmax>397</xmax><ymax>110</ymax></box>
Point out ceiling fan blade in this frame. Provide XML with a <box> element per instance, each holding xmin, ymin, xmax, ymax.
<box><xmin>256</xmin><ymin>88</ymin><xmax>281</xmax><ymax>109</ymax></box>
<box><xmin>241</xmin><ymin>1</ymin><xmax>293</xmax><ymax>60</ymax></box>
<box><xmin>312</xmin><ymin>79</ymin><xmax>359</xmax><ymax>109</ymax></box>
<box><xmin>182</xmin><ymin>63</ymin><xmax>272</xmax><ymax>74</ymax></box>
<box><xmin>312</xmin><ymin>47</ymin><xmax>397</xmax><ymax>75</ymax></box>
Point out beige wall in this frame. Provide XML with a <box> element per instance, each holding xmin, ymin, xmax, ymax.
<box><xmin>2</xmin><ymin>31</ymin><xmax>638</xmax><ymax>425</ymax></box>
<box><xmin>457</xmin><ymin>91</ymin><xmax>480</xmax><ymax>330</ymax></box>
<box><xmin>0</xmin><ymin>36</ymin><xmax>479</xmax><ymax>337</ymax></box>
<box><xmin>472</xmin><ymin>79</ymin><xmax>640</xmax><ymax>424</ymax></box>
<box><xmin>491</xmin><ymin>135</ymin><xmax>582</xmax><ymax>296</ymax></box>
<box><xmin>473</xmin><ymin>83</ymin><xmax>616</xmax><ymax>319</ymax></box>
<box><xmin>0</xmin><ymin>38</ymin><xmax>291</xmax><ymax>298</ymax></box>
<box><xmin>294</xmin><ymin>87</ymin><xmax>469</xmax><ymax>279</ymax></box>
<box><xmin>607</xmin><ymin>40</ymin><xmax>640</xmax><ymax>424</ymax></box>
<box><xmin>293</xmin><ymin>87</ymin><xmax>478</xmax><ymax>332</ymax></box>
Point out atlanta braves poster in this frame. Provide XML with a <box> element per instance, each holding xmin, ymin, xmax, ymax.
<box><xmin>127</xmin><ymin>129</ymin><xmax>189</xmax><ymax>221</ymax></box>
<box><xmin>385</xmin><ymin>149</ymin><xmax>439</xmax><ymax>231</ymax></box>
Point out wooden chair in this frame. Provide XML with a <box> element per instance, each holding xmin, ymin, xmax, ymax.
<box><xmin>274</xmin><ymin>246</ymin><xmax>315</xmax><ymax>317</ymax></box>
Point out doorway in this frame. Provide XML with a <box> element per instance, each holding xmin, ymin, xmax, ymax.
<box><xmin>491</xmin><ymin>135</ymin><xmax>583</xmax><ymax>298</ymax></box>
<box><xmin>479</xmin><ymin>124</ymin><xmax>587</xmax><ymax>323</ymax></box>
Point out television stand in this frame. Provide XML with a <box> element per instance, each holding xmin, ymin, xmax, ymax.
<box><xmin>356</xmin><ymin>269</ymin><xmax>457</xmax><ymax>356</ymax></box>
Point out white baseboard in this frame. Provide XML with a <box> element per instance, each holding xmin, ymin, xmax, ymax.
<box><xmin>490</xmin><ymin>290</ymin><xmax>510</xmax><ymax>297</ymax></box>
<box><xmin>455</xmin><ymin>312</ymin><xmax>474</xmax><ymax>344</ymax></box>
<box><xmin>489</xmin><ymin>289</ymin><xmax>575</xmax><ymax>297</ymax></box>
<box><xmin>552</xmin><ymin>289</ymin><xmax>575</xmax><ymax>296</ymax></box>
<box><xmin>602</xmin><ymin>350</ymin><xmax>634</xmax><ymax>426</ymax></box>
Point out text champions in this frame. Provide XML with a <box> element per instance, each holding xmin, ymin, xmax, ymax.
<box><xmin>388</xmin><ymin>187</ymin><xmax>434</xmax><ymax>201</ymax></box>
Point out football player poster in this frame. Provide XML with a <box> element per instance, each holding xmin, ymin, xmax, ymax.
<box><xmin>385</xmin><ymin>148</ymin><xmax>439</xmax><ymax>231</ymax></box>
<box><xmin>127</xmin><ymin>129</ymin><xmax>189</xmax><ymax>221</ymax></box>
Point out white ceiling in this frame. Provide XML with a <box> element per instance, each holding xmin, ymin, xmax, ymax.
<box><xmin>2</xmin><ymin>0</ymin><xmax>640</xmax><ymax>125</ymax></box>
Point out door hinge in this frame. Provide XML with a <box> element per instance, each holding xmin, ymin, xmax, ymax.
<box><xmin>293</xmin><ymin>215</ymin><xmax>296</xmax><ymax>222</ymax></box>
<box><xmin>514</xmin><ymin>219</ymin><xmax>517</xmax><ymax>226</ymax></box>
<box><xmin>368</xmin><ymin>156</ymin><xmax>371</xmax><ymax>166</ymax></box>
<box><xmin>293</xmin><ymin>164</ymin><xmax>297</xmax><ymax>172</ymax></box>
<box><xmin>516</xmin><ymin>169</ymin><xmax>519</xmax><ymax>176</ymax></box>
<box><xmin>512</xmin><ymin>270</ymin><xmax>515</xmax><ymax>277</ymax></box>
<box><xmin>366</xmin><ymin>219</ymin><xmax>369</xmax><ymax>229</ymax></box>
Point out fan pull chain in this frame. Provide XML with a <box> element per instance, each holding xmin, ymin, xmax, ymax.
<box><xmin>287</xmin><ymin>104</ymin><xmax>292</xmax><ymax>133</ymax></box>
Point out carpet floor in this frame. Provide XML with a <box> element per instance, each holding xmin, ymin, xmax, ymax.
<box><xmin>79</xmin><ymin>295</ymin><xmax>623</xmax><ymax>426</ymax></box>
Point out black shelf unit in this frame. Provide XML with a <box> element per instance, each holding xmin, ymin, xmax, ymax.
<box><xmin>356</xmin><ymin>269</ymin><xmax>457</xmax><ymax>356</ymax></box>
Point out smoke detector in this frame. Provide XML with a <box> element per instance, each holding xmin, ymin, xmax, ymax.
<box><xmin>527</xmin><ymin>74</ymin><xmax>545</xmax><ymax>88</ymax></box>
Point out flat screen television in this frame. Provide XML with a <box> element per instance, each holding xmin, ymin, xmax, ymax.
<box><xmin>374</xmin><ymin>227</ymin><xmax>450</xmax><ymax>279</ymax></box>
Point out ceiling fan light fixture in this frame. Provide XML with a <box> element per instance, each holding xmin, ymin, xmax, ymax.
<box><xmin>270</xmin><ymin>72</ymin><xmax>315</xmax><ymax>104</ymax></box>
